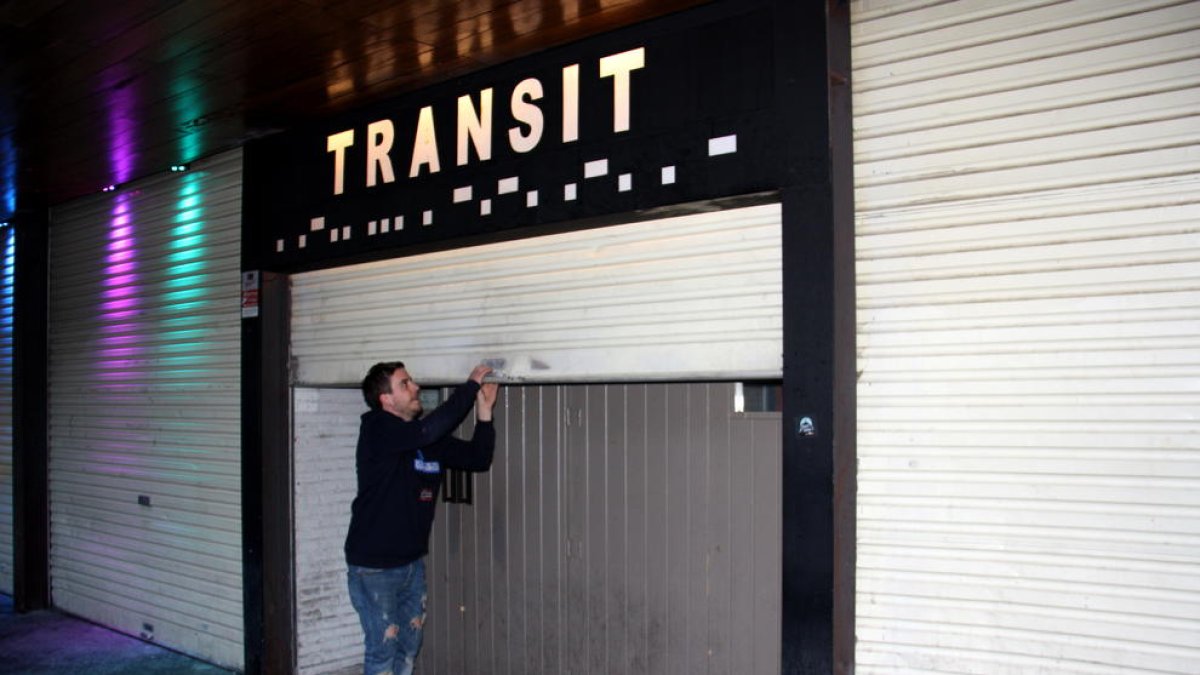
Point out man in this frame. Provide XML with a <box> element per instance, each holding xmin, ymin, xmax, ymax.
<box><xmin>344</xmin><ymin>361</ymin><xmax>499</xmax><ymax>675</ymax></box>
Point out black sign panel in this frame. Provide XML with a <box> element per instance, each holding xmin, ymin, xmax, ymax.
<box><xmin>244</xmin><ymin>2</ymin><xmax>783</xmax><ymax>273</ymax></box>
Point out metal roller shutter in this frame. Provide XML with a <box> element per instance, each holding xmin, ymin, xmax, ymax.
<box><xmin>0</xmin><ymin>225</ymin><xmax>13</xmax><ymax>593</ymax></box>
<box><xmin>47</xmin><ymin>149</ymin><xmax>244</xmax><ymax>669</ymax></box>
<box><xmin>294</xmin><ymin>383</ymin><xmax>782</xmax><ymax>675</ymax></box>
<box><xmin>853</xmin><ymin>1</ymin><xmax>1200</xmax><ymax>673</ymax></box>
<box><xmin>292</xmin><ymin>203</ymin><xmax>784</xmax><ymax>673</ymax></box>
<box><xmin>291</xmin><ymin>203</ymin><xmax>783</xmax><ymax>385</ymax></box>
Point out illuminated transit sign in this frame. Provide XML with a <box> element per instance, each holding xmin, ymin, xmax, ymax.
<box><xmin>326</xmin><ymin>48</ymin><xmax>645</xmax><ymax>195</ymax></box>
<box><xmin>245</xmin><ymin>4</ymin><xmax>787</xmax><ymax>273</ymax></box>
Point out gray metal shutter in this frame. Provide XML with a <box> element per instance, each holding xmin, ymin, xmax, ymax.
<box><xmin>291</xmin><ymin>203</ymin><xmax>782</xmax><ymax>385</ymax></box>
<box><xmin>294</xmin><ymin>384</ymin><xmax>782</xmax><ymax>675</ymax></box>
<box><xmin>0</xmin><ymin>225</ymin><xmax>13</xmax><ymax>593</ymax></box>
<box><xmin>47</xmin><ymin>149</ymin><xmax>243</xmax><ymax>669</ymax></box>
<box><xmin>853</xmin><ymin>1</ymin><xmax>1200</xmax><ymax>672</ymax></box>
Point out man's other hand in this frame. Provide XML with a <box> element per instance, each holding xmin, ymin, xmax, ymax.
<box><xmin>469</xmin><ymin>364</ymin><xmax>493</xmax><ymax>384</ymax></box>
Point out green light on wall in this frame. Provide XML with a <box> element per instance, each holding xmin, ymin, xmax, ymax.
<box><xmin>166</xmin><ymin>248</ymin><xmax>205</xmax><ymax>263</ymax></box>
<box><xmin>161</xmin><ymin>315</ymin><xmax>207</xmax><ymax>328</ymax></box>
<box><xmin>168</xmin><ymin>234</ymin><xmax>206</xmax><ymax>250</ymax></box>
<box><xmin>167</xmin><ymin>261</ymin><xmax>205</xmax><ymax>276</ymax></box>
<box><xmin>163</xmin><ymin>274</ymin><xmax>209</xmax><ymax>289</ymax></box>
<box><xmin>174</xmin><ymin>208</ymin><xmax>203</xmax><ymax>223</ymax></box>
<box><xmin>163</xmin><ymin>287</ymin><xmax>208</xmax><ymax>303</ymax></box>
<box><xmin>172</xmin><ymin>222</ymin><xmax>203</xmax><ymax>236</ymax></box>
<box><xmin>162</xmin><ymin>173</ymin><xmax>210</xmax><ymax>319</ymax></box>
<box><xmin>159</xmin><ymin>341</ymin><xmax>210</xmax><ymax>353</ymax></box>
<box><xmin>162</xmin><ymin>300</ymin><xmax>210</xmax><ymax>313</ymax></box>
<box><xmin>160</xmin><ymin>355</ymin><xmax>215</xmax><ymax>367</ymax></box>
<box><xmin>159</xmin><ymin>328</ymin><xmax>210</xmax><ymax>340</ymax></box>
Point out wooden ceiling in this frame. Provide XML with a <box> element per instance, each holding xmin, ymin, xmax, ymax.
<box><xmin>0</xmin><ymin>0</ymin><xmax>712</xmax><ymax>213</ymax></box>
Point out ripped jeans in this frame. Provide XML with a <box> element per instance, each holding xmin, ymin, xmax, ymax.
<box><xmin>347</xmin><ymin>559</ymin><xmax>427</xmax><ymax>675</ymax></box>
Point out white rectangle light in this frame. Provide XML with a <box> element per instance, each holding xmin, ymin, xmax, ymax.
<box><xmin>708</xmin><ymin>134</ymin><xmax>737</xmax><ymax>156</ymax></box>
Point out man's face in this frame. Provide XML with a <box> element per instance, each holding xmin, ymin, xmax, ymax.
<box><xmin>380</xmin><ymin>368</ymin><xmax>422</xmax><ymax>420</ymax></box>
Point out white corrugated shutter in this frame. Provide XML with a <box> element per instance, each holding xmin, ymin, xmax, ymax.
<box><xmin>0</xmin><ymin>225</ymin><xmax>13</xmax><ymax>593</ymax></box>
<box><xmin>853</xmin><ymin>1</ymin><xmax>1200</xmax><ymax>673</ymax></box>
<box><xmin>291</xmin><ymin>203</ymin><xmax>782</xmax><ymax>385</ymax></box>
<box><xmin>47</xmin><ymin>149</ymin><xmax>244</xmax><ymax>669</ymax></box>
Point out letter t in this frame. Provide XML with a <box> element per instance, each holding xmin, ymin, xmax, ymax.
<box><xmin>327</xmin><ymin>129</ymin><xmax>355</xmax><ymax>195</ymax></box>
<box><xmin>599</xmin><ymin>47</ymin><xmax>645</xmax><ymax>133</ymax></box>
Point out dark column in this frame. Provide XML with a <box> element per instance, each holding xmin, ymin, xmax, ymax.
<box><xmin>777</xmin><ymin>0</ymin><xmax>855</xmax><ymax>672</ymax></box>
<box><xmin>826</xmin><ymin>3</ymin><xmax>857</xmax><ymax>673</ymax></box>
<box><xmin>12</xmin><ymin>201</ymin><xmax>49</xmax><ymax>612</ymax></box>
<box><xmin>241</xmin><ymin>267</ymin><xmax>294</xmax><ymax>674</ymax></box>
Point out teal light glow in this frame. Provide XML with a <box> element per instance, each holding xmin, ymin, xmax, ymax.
<box><xmin>167</xmin><ymin>234</ymin><xmax>206</xmax><ymax>250</ymax></box>
<box><xmin>162</xmin><ymin>274</ymin><xmax>209</xmax><ymax>289</ymax></box>
<box><xmin>159</xmin><ymin>355</ymin><xmax>217</xmax><ymax>367</ymax></box>
<box><xmin>159</xmin><ymin>170</ymin><xmax>211</xmax><ymax>365</ymax></box>
<box><xmin>176</xmin><ymin>329</ymin><xmax>211</xmax><ymax>340</ymax></box>
<box><xmin>159</xmin><ymin>341</ymin><xmax>210</xmax><ymax>353</ymax></box>
<box><xmin>161</xmin><ymin>315</ymin><xmax>208</xmax><ymax>329</ymax></box>
<box><xmin>167</xmin><ymin>261</ymin><xmax>205</xmax><ymax>276</ymax></box>
<box><xmin>166</xmin><ymin>248</ymin><xmax>205</xmax><ymax>263</ymax></box>
<box><xmin>162</xmin><ymin>300</ymin><xmax>211</xmax><ymax>313</ymax></box>
<box><xmin>174</xmin><ymin>209</ymin><xmax>204</xmax><ymax>224</ymax></box>
<box><xmin>170</xmin><ymin>72</ymin><xmax>204</xmax><ymax>162</ymax></box>
<box><xmin>163</xmin><ymin>288</ymin><xmax>208</xmax><ymax>303</ymax></box>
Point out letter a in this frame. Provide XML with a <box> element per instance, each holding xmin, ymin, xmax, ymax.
<box><xmin>410</xmin><ymin>106</ymin><xmax>441</xmax><ymax>177</ymax></box>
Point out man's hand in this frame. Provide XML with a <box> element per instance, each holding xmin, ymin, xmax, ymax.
<box><xmin>476</xmin><ymin>382</ymin><xmax>499</xmax><ymax>422</ymax></box>
<box><xmin>469</xmin><ymin>364</ymin><xmax>499</xmax><ymax>422</ymax></box>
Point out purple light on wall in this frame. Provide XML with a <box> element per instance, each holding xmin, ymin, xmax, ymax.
<box><xmin>98</xmin><ymin>71</ymin><xmax>140</xmax><ymax>378</ymax></box>
<box><xmin>107</xmin><ymin>82</ymin><xmax>137</xmax><ymax>185</ymax></box>
<box><xmin>100</xmin><ymin>322</ymin><xmax>138</xmax><ymax>334</ymax></box>
<box><xmin>98</xmin><ymin>191</ymin><xmax>142</xmax><ymax>383</ymax></box>
<box><xmin>103</xmin><ymin>273</ymin><xmax>138</xmax><ymax>287</ymax></box>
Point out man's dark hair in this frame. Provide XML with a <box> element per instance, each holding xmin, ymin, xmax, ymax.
<box><xmin>362</xmin><ymin>361</ymin><xmax>405</xmax><ymax>410</ymax></box>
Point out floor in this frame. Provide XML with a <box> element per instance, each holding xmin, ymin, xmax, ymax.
<box><xmin>0</xmin><ymin>594</ymin><xmax>235</xmax><ymax>674</ymax></box>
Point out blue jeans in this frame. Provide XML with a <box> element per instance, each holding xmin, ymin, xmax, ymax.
<box><xmin>347</xmin><ymin>559</ymin><xmax>427</xmax><ymax>675</ymax></box>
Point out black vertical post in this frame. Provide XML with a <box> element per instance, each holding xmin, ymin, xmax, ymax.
<box><xmin>242</xmin><ymin>275</ymin><xmax>295</xmax><ymax>674</ymax></box>
<box><xmin>240</xmin><ymin>275</ymin><xmax>264</xmax><ymax>674</ymax></box>
<box><xmin>242</xmin><ymin>146</ymin><xmax>296</xmax><ymax>674</ymax></box>
<box><xmin>12</xmin><ymin>201</ymin><xmax>49</xmax><ymax>613</ymax></box>
<box><xmin>777</xmin><ymin>0</ymin><xmax>855</xmax><ymax>672</ymax></box>
<box><xmin>259</xmin><ymin>271</ymin><xmax>294</xmax><ymax>674</ymax></box>
<box><xmin>826</xmin><ymin>3</ymin><xmax>857</xmax><ymax>673</ymax></box>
